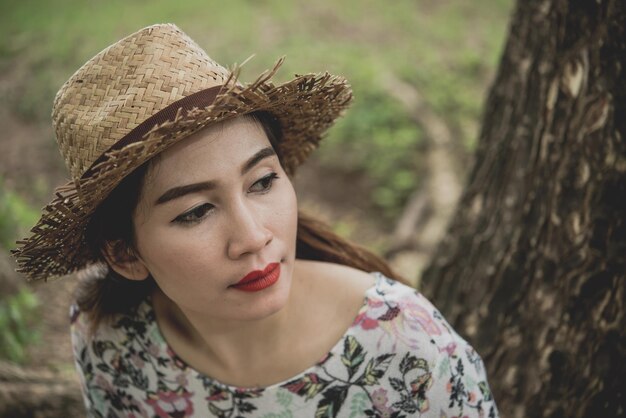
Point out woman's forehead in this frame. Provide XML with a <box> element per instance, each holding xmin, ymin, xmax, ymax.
<box><xmin>143</xmin><ymin>117</ymin><xmax>274</xmax><ymax>189</ymax></box>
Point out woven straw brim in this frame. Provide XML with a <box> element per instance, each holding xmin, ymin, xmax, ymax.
<box><xmin>13</xmin><ymin>60</ymin><xmax>352</xmax><ymax>281</ymax></box>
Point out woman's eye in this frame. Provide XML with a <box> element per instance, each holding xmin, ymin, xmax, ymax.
<box><xmin>173</xmin><ymin>203</ymin><xmax>214</xmax><ymax>224</ymax></box>
<box><xmin>249</xmin><ymin>172</ymin><xmax>279</xmax><ymax>193</ymax></box>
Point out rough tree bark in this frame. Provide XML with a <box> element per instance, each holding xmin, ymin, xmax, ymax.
<box><xmin>420</xmin><ymin>1</ymin><xmax>625</xmax><ymax>417</ymax></box>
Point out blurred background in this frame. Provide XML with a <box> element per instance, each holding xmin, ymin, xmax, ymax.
<box><xmin>0</xmin><ymin>0</ymin><xmax>512</xmax><ymax>412</ymax></box>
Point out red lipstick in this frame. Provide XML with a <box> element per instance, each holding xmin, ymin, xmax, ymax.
<box><xmin>231</xmin><ymin>263</ymin><xmax>280</xmax><ymax>292</ymax></box>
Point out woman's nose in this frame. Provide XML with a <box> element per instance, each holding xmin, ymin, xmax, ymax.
<box><xmin>226</xmin><ymin>202</ymin><xmax>273</xmax><ymax>259</ymax></box>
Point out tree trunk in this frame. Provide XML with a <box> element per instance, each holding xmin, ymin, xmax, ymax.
<box><xmin>420</xmin><ymin>1</ymin><xmax>625</xmax><ymax>417</ymax></box>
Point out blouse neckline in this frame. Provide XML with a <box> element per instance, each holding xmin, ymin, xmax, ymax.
<box><xmin>143</xmin><ymin>271</ymin><xmax>386</xmax><ymax>392</ymax></box>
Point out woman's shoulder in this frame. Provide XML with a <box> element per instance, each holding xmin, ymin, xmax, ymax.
<box><xmin>292</xmin><ymin>259</ymin><xmax>374</xmax><ymax>305</ymax></box>
<box><xmin>69</xmin><ymin>298</ymin><xmax>155</xmax><ymax>351</ymax></box>
<box><xmin>295</xmin><ymin>259</ymin><xmax>377</xmax><ymax>285</ymax></box>
<box><xmin>346</xmin><ymin>270</ymin><xmax>478</xmax><ymax>354</ymax></box>
<box><xmin>294</xmin><ymin>259</ymin><xmax>419</xmax><ymax>305</ymax></box>
<box><xmin>347</xmin><ymin>273</ymin><xmax>498</xmax><ymax>415</ymax></box>
<box><xmin>293</xmin><ymin>260</ymin><xmax>451</xmax><ymax>347</ymax></box>
<box><xmin>300</xmin><ymin>265</ymin><xmax>498</xmax><ymax>417</ymax></box>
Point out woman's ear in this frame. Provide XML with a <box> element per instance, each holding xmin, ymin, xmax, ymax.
<box><xmin>102</xmin><ymin>241</ymin><xmax>150</xmax><ymax>281</ymax></box>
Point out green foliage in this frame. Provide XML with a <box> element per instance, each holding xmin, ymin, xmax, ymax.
<box><xmin>0</xmin><ymin>288</ymin><xmax>40</xmax><ymax>363</ymax></box>
<box><xmin>0</xmin><ymin>180</ymin><xmax>40</xmax><ymax>250</ymax></box>
<box><xmin>0</xmin><ymin>0</ymin><xmax>513</xmax><ymax>219</ymax></box>
<box><xmin>13</xmin><ymin>64</ymin><xmax>61</xmax><ymax>121</ymax></box>
<box><xmin>349</xmin><ymin>392</ymin><xmax>368</xmax><ymax>418</ymax></box>
<box><xmin>322</xmin><ymin>88</ymin><xmax>423</xmax><ymax>220</ymax></box>
<box><xmin>0</xmin><ymin>180</ymin><xmax>41</xmax><ymax>363</ymax></box>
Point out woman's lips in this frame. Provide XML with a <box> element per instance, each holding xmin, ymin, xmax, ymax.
<box><xmin>231</xmin><ymin>262</ymin><xmax>281</xmax><ymax>292</ymax></box>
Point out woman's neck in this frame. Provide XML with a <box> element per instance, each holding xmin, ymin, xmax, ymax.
<box><xmin>151</xmin><ymin>260</ymin><xmax>315</xmax><ymax>378</ymax></box>
<box><xmin>151</xmin><ymin>259</ymin><xmax>375</xmax><ymax>387</ymax></box>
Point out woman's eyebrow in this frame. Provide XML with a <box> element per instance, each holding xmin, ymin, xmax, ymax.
<box><xmin>155</xmin><ymin>147</ymin><xmax>277</xmax><ymax>205</ymax></box>
<box><xmin>241</xmin><ymin>147</ymin><xmax>276</xmax><ymax>175</ymax></box>
<box><xmin>155</xmin><ymin>181</ymin><xmax>217</xmax><ymax>205</ymax></box>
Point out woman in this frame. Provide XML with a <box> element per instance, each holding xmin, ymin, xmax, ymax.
<box><xmin>13</xmin><ymin>24</ymin><xmax>498</xmax><ymax>417</ymax></box>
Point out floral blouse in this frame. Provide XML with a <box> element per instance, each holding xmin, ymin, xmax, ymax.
<box><xmin>71</xmin><ymin>272</ymin><xmax>499</xmax><ymax>417</ymax></box>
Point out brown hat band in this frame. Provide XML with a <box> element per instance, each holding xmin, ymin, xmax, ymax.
<box><xmin>83</xmin><ymin>85</ymin><xmax>225</xmax><ymax>178</ymax></box>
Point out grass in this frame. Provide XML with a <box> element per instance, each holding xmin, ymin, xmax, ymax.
<box><xmin>0</xmin><ymin>179</ymin><xmax>40</xmax><ymax>250</ymax></box>
<box><xmin>0</xmin><ymin>288</ymin><xmax>40</xmax><ymax>364</ymax></box>
<box><xmin>0</xmin><ymin>179</ymin><xmax>41</xmax><ymax>364</ymax></box>
<box><xmin>0</xmin><ymin>0</ymin><xmax>514</xmax><ymax>221</ymax></box>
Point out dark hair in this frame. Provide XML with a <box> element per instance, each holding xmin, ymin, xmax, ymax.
<box><xmin>78</xmin><ymin>111</ymin><xmax>405</xmax><ymax>331</ymax></box>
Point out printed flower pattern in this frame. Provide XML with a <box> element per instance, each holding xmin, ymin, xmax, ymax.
<box><xmin>71</xmin><ymin>273</ymin><xmax>498</xmax><ymax>417</ymax></box>
<box><xmin>146</xmin><ymin>389</ymin><xmax>194</xmax><ymax>418</ymax></box>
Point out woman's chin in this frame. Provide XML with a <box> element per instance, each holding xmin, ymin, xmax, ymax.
<box><xmin>230</xmin><ymin>269</ymin><xmax>293</xmax><ymax>322</ymax></box>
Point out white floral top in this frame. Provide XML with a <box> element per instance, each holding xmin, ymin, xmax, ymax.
<box><xmin>71</xmin><ymin>272</ymin><xmax>499</xmax><ymax>417</ymax></box>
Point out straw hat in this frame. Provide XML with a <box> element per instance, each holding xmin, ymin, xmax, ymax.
<box><xmin>12</xmin><ymin>23</ymin><xmax>352</xmax><ymax>281</ymax></box>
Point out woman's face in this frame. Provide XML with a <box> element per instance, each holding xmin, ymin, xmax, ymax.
<box><xmin>126</xmin><ymin>116</ymin><xmax>298</xmax><ymax>322</ymax></box>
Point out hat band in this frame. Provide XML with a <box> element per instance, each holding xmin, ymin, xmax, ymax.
<box><xmin>82</xmin><ymin>85</ymin><xmax>225</xmax><ymax>178</ymax></box>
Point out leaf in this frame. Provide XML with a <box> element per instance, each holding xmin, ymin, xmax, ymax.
<box><xmin>389</xmin><ymin>377</ymin><xmax>405</xmax><ymax>392</ymax></box>
<box><xmin>455</xmin><ymin>358</ymin><xmax>464</xmax><ymax>376</ymax></box>
<box><xmin>115</xmin><ymin>316</ymin><xmax>147</xmax><ymax>337</ymax></box>
<box><xmin>437</xmin><ymin>354</ymin><xmax>450</xmax><ymax>378</ymax></box>
<box><xmin>234</xmin><ymin>387</ymin><xmax>264</xmax><ymax>399</ymax></box>
<box><xmin>358</xmin><ymin>353</ymin><xmax>394</xmax><ymax>386</ymax></box>
<box><xmin>2</xmin><ymin>332</ymin><xmax>23</xmax><ymax>363</ymax></box>
<box><xmin>92</xmin><ymin>340</ymin><xmax>117</xmax><ymax>359</ymax></box>
<box><xmin>129</xmin><ymin>367</ymin><xmax>149</xmax><ymax>390</ymax></box>
<box><xmin>415</xmin><ymin>396</ymin><xmax>430</xmax><ymax>413</ymax></box>
<box><xmin>410</xmin><ymin>371</ymin><xmax>433</xmax><ymax>400</ymax></box>
<box><xmin>8</xmin><ymin>300</ymin><xmax>23</xmax><ymax>323</ymax></box>
<box><xmin>377</xmin><ymin>306</ymin><xmax>400</xmax><ymax>321</ymax></box>
<box><xmin>392</xmin><ymin>396</ymin><xmax>417</xmax><ymax>414</ymax></box>
<box><xmin>399</xmin><ymin>353</ymin><xmax>429</xmax><ymax>375</ymax></box>
<box><xmin>478</xmin><ymin>381</ymin><xmax>493</xmax><ymax>401</ymax></box>
<box><xmin>315</xmin><ymin>385</ymin><xmax>350</xmax><ymax>418</ymax></box>
<box><xmin>96</xmin><ymin>363</ymin><xmax>113</xmax><ymax>374</ymax></box>
<box><xmin>112</xmin><ymin>372</ymin><xmax>130</xmax><ymax>389</ymax></box>
<box><xmin>276</xmin><ymin>389</ymin><xmax>293</xmax><ymax>408</ymax></box>
<box><xmin>399</xmin><ymin>353</ymin><xmax>412</xmax><ymax>375</ymax></box>
<box><xmin>208</xmin><ymin>402</ymin><xmax>226</xmax><ymax>418</ymax></box>
<box><xmin>237</xmin><ymin>401</ymin><xmax>257</xmax><ymax>413</ymax></box>
<box><xmin>205</xmin><ymin>383</ymin><xmax>229</xmax><ymax>402</ymax></box>
<box><xmin>283</xmin><ymin>373</ymin><xmax>332</xmax><ymax>400</ymax></box>
<box><xmin>341</xmin><ymin>336</ymin><xmax>366</xmax><ymax>379</ymax></box>
<box><xmin>413</xmin><ymin>358</ymin><xmax>428</xmax><ymax>372</ymax></box>
<box><xmin>349</xmin><ymin>392</ymin><xmax>368</xmax><ymax>418</ymax></box>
